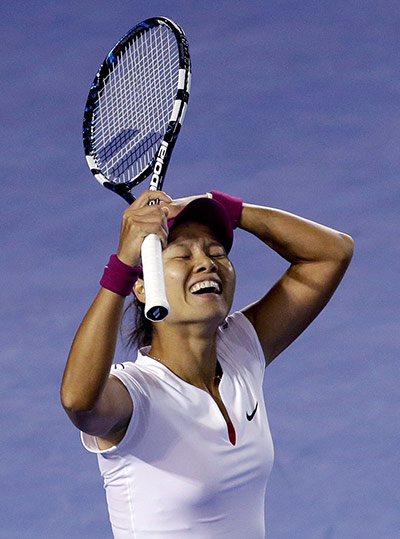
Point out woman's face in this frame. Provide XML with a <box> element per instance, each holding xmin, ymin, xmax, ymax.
<box><xmin>161</xmin><ymin>221</ymin><xmax>236</xmax><ymax>326</ymax></box>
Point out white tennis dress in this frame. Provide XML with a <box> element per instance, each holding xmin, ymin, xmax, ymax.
<box><xmin>82</xmin><ymin>312</ymin><xmax>274</xmax><ymax>538</ymax></box>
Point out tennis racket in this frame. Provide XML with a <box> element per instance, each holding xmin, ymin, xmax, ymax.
<box><xmin>82</xmin><ymin>16</ymin><xmax>191</xmax><ymax>322</ymax></box>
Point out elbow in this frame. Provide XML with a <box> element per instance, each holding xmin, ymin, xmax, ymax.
<box><xmin>60</xmin><ymin>386</ymin><xmax>97</xmax><ymax>417</ymax></box>
<box><xmin>338</xmin><ymin>232</ymin><xmax>355</xmax><ymax>263</ymax></box>
<box><xmin>60</xmin><ymin>367</ymin><xmax>100</xmax><ymax>414</ymax></box>
<box><xmin>60</xmin><ymin>391</ymin><xmax>99</xmax><ymax>433</ymax></box>
<box><xmin>318</xmin><ymin>231</ymin><xmax>354</xmax><ymax>269</ymax></box>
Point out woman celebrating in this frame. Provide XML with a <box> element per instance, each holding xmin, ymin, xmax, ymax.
<box><xmin>61</xmin><ymin>190</ymin><xmax>353</xmax><ymax>538</ymax></box>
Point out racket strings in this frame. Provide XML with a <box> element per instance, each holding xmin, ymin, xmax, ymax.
<box><xmin>94</xmin><ymin>25</ymin><xmax>180</xmax><ymax>183</ymax></box>
<box><xmin>131</xmin><ymin>28</ymin><xmax>176</xmax><ymax>165</ymax></box>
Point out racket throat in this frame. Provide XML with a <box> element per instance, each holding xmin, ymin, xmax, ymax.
<box><xmin>103</xmin><ymin>182</ymin><xmax>136</xmax><ymax>204</ymax></box>
<box><xmin>149</xmin><ymin>140</ymin><xmax>171</xmax><ymax>191</ymax></box>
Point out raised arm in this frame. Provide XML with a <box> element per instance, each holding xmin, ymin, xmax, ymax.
<box><xmin>60</xmin><ymin>190</ymin><xmax>171</xmax><ymax>442</ymax></box>
<box><xmin>239</xmin><ymin>204</ymin><xmax>354</xmax><ymax>366</ymax></box>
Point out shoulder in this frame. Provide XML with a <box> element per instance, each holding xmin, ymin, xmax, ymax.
<box><xmin>217</xmin><ymin>310</ymin><xmax>260</xmax><ymax>344</ymax></box>
<box><xmin>217</xmin><ymin>311</ymin><xmax>265</xmax><ymax>375</ymax></box>
<box><xmin>82</xmin><ymin>360</ymin><xmax>153</xmax><ymax>455</ymax></box>
<box><xmin>109</xmin><ymin>358</ymin><xmax>157</xmax><ymax>397</ymax></box>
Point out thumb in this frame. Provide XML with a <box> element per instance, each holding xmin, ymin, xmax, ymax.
<box><xmin>161</xmin><ymin>206</ymin><xmax>170</xmax><ymax>218</ymax></box>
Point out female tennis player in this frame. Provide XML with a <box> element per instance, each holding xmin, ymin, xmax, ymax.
<box><xmin>61</xmin><ymin>190</ymin><xmax>353</xmax><ymax>538</ymax></box>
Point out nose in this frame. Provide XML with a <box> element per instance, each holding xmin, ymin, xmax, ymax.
<box><xmin>193</xmin><ymin>251</ymin><xmax>217</xmax><ymax>273</ymax></box>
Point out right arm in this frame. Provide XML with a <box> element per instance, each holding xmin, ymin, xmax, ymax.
<box><xmin>60</xmin><ymin>190</ymin><xmax>171</xmax><ymax>443</ymax></box>
<box><xmin>61</xmin><ymin>288</ymin><xmax>132</xmax><ymax>439</ymax></box>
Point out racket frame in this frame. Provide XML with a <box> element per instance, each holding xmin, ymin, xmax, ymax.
<box><xmin>83</xmin><ymin>17</ymin><xmax>191</xmax><ymax>322</ymax></box>
<box><xmin>83</xmin><ymin>16</ymin><xmax>191</xmax><ymax>203</ymax></box>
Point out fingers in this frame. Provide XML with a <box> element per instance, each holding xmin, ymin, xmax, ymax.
<box><xmin>159</xmin><ymin>194</ymin><xmax>204</xmax><ymax>220</ymax></box>
<box><xmin>133</xmin><ymin>190</ymin><xmax>172</xmax><ymax>208</ymax></box>
<box><xmin>117</xmin><ymin>192</ymin><xmax>171</xmax><ymax>266</ymax></box>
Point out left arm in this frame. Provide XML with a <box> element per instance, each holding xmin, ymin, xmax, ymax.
<box><xmin>239</xmin><ymin>204</ymin><xmax>354</xmax><ymax>366</ymax></box>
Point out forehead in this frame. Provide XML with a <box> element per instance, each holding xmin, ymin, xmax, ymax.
<box><xmin>167</xmin><ymin>221</ymin><xmax>221</xmax><ymax>246</ymax></box>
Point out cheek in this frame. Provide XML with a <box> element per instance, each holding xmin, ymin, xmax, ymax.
<box><xmin>228</xmin><ymin>260</ymin><xmax>236</xmax><ymax>279</ymax></box>
<box><xmin>163</xmin><ymin>263</ymin><xmax>188</xmax><ymax>291</ymax></box>
<box><xmin>223</xmin><ymin>262</ymin><xmax>236</xmax><ymax>295</ymax></box>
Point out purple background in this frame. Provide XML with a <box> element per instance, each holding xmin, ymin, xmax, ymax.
<box><xmin>2</xmin><ymin>1</ymin><xmax>399</xmax><ymax>537</ymax></box>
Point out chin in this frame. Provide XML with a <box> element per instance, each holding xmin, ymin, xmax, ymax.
<box><xmin>166</xmin><ymin>304</ymin><xmax>230</xmax><ymax>326</ymax></box>
<box><xmin>191</xmin><ymin>303</ymin><xmax>231</xmax><ymax>324</ymax></box>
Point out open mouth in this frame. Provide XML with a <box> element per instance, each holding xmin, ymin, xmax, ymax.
<box><xmin>189</xmin><ymin>280</ymin><xmax>221</xmax><ymax>295</ymax></box>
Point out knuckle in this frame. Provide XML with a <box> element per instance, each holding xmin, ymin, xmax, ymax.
<box><xmin>122</xmin><ymin>209</ymin><xmax>134</xmax><ymax>222</ymax></box>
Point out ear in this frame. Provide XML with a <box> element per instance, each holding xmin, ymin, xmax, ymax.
<box><xmin>133</xmin><ymin>278</ymin><xmax>146</xmax><ymax>303</ymax></box>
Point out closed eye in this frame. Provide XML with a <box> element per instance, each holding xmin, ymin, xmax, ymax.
<box><xmin>168</xmin><ymin>249</ymin><xmax>191</xmax><ymax>259</ymax></box>
<box><xmin>209</xmin><ymin>250</ymin><xmax>226</xmax><ymax>258</ymax></box>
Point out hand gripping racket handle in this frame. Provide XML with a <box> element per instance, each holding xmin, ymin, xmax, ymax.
<box><xmin>141</xmin><ymin>234</ymin><xmax>170</xmax><ymax>321</ymax></box>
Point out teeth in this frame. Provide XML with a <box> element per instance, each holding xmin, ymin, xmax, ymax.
<box><xmin>189</xmin><ymin>280</ymin><xmax>221</xmax><ymax>294</ymax></box>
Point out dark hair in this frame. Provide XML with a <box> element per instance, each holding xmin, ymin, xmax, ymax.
<box><xmin>121</xmin><ymin>295</ymin><xmax>153</xmax><ymax>349</ymax></box>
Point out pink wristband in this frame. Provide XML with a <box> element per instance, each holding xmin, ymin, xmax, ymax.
<box><xmin>100</xmin><ymin>254</ymin><xmax>142</xmax><ymax>297</ymax></box>
<box><xmin>210</xmin><ymin>191</ymin><xmax>243</xmax><ymax>228</ymax></box>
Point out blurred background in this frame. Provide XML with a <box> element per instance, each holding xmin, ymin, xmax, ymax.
<box><xmin>1</xmin><ymin>1</ymin><xmax>399</xmax><ymax>537</ymax></box>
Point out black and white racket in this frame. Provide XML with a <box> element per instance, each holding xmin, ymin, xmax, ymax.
<box><xmin>83</xmin><ymin>16</ymin><xmax>191</xmax><ymax>322</ymax></box>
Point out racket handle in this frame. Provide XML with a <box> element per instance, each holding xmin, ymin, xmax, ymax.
<box><xmin>141</xmin><ymin>234</ymin><xmax>170</xmax><ymax>322</ymax></box>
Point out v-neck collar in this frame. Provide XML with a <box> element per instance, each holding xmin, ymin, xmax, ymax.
<box><xmin>137</xmin><ymin>349</ymin><xmax>236</xmax><ymax>445</ymax></box>
<box><xmin>137</xmin><ymin>347</ymin><xmax>227</xmax><ymax>394</ymax></box>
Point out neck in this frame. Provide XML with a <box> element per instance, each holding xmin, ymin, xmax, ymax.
<box><xmin>149</xmin><ymin>323</ymin><xmax>220</xmax><ymax>390</ymax></box>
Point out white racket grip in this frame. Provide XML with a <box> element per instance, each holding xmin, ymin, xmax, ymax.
<box><xmin>141</xmin><ymin>234</ymin><xmax>170</xmax><ymax>322</ymax></box>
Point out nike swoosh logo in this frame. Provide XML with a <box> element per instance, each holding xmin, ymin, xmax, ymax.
<box><xmin>246</xmin><ymin>402</ymin><xmax>258</xmax><ymax>421</ymax></box>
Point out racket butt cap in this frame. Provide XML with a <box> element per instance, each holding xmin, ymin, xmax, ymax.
<box><xmin>145</xmin><ymin>305</ymin><xmax>169</xmax><ymax>322</ymax></box>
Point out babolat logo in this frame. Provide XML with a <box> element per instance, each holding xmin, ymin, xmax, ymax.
<box><xmin>150</xmin><ymin>141</ymin><xmax>169</xmax><ymax>187</ymax></box>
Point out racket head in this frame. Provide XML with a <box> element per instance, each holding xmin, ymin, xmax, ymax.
<box><xmin>83</xmin><ymin>17</ymin><xmax>191</xmax><ymax>202</ymax></box>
